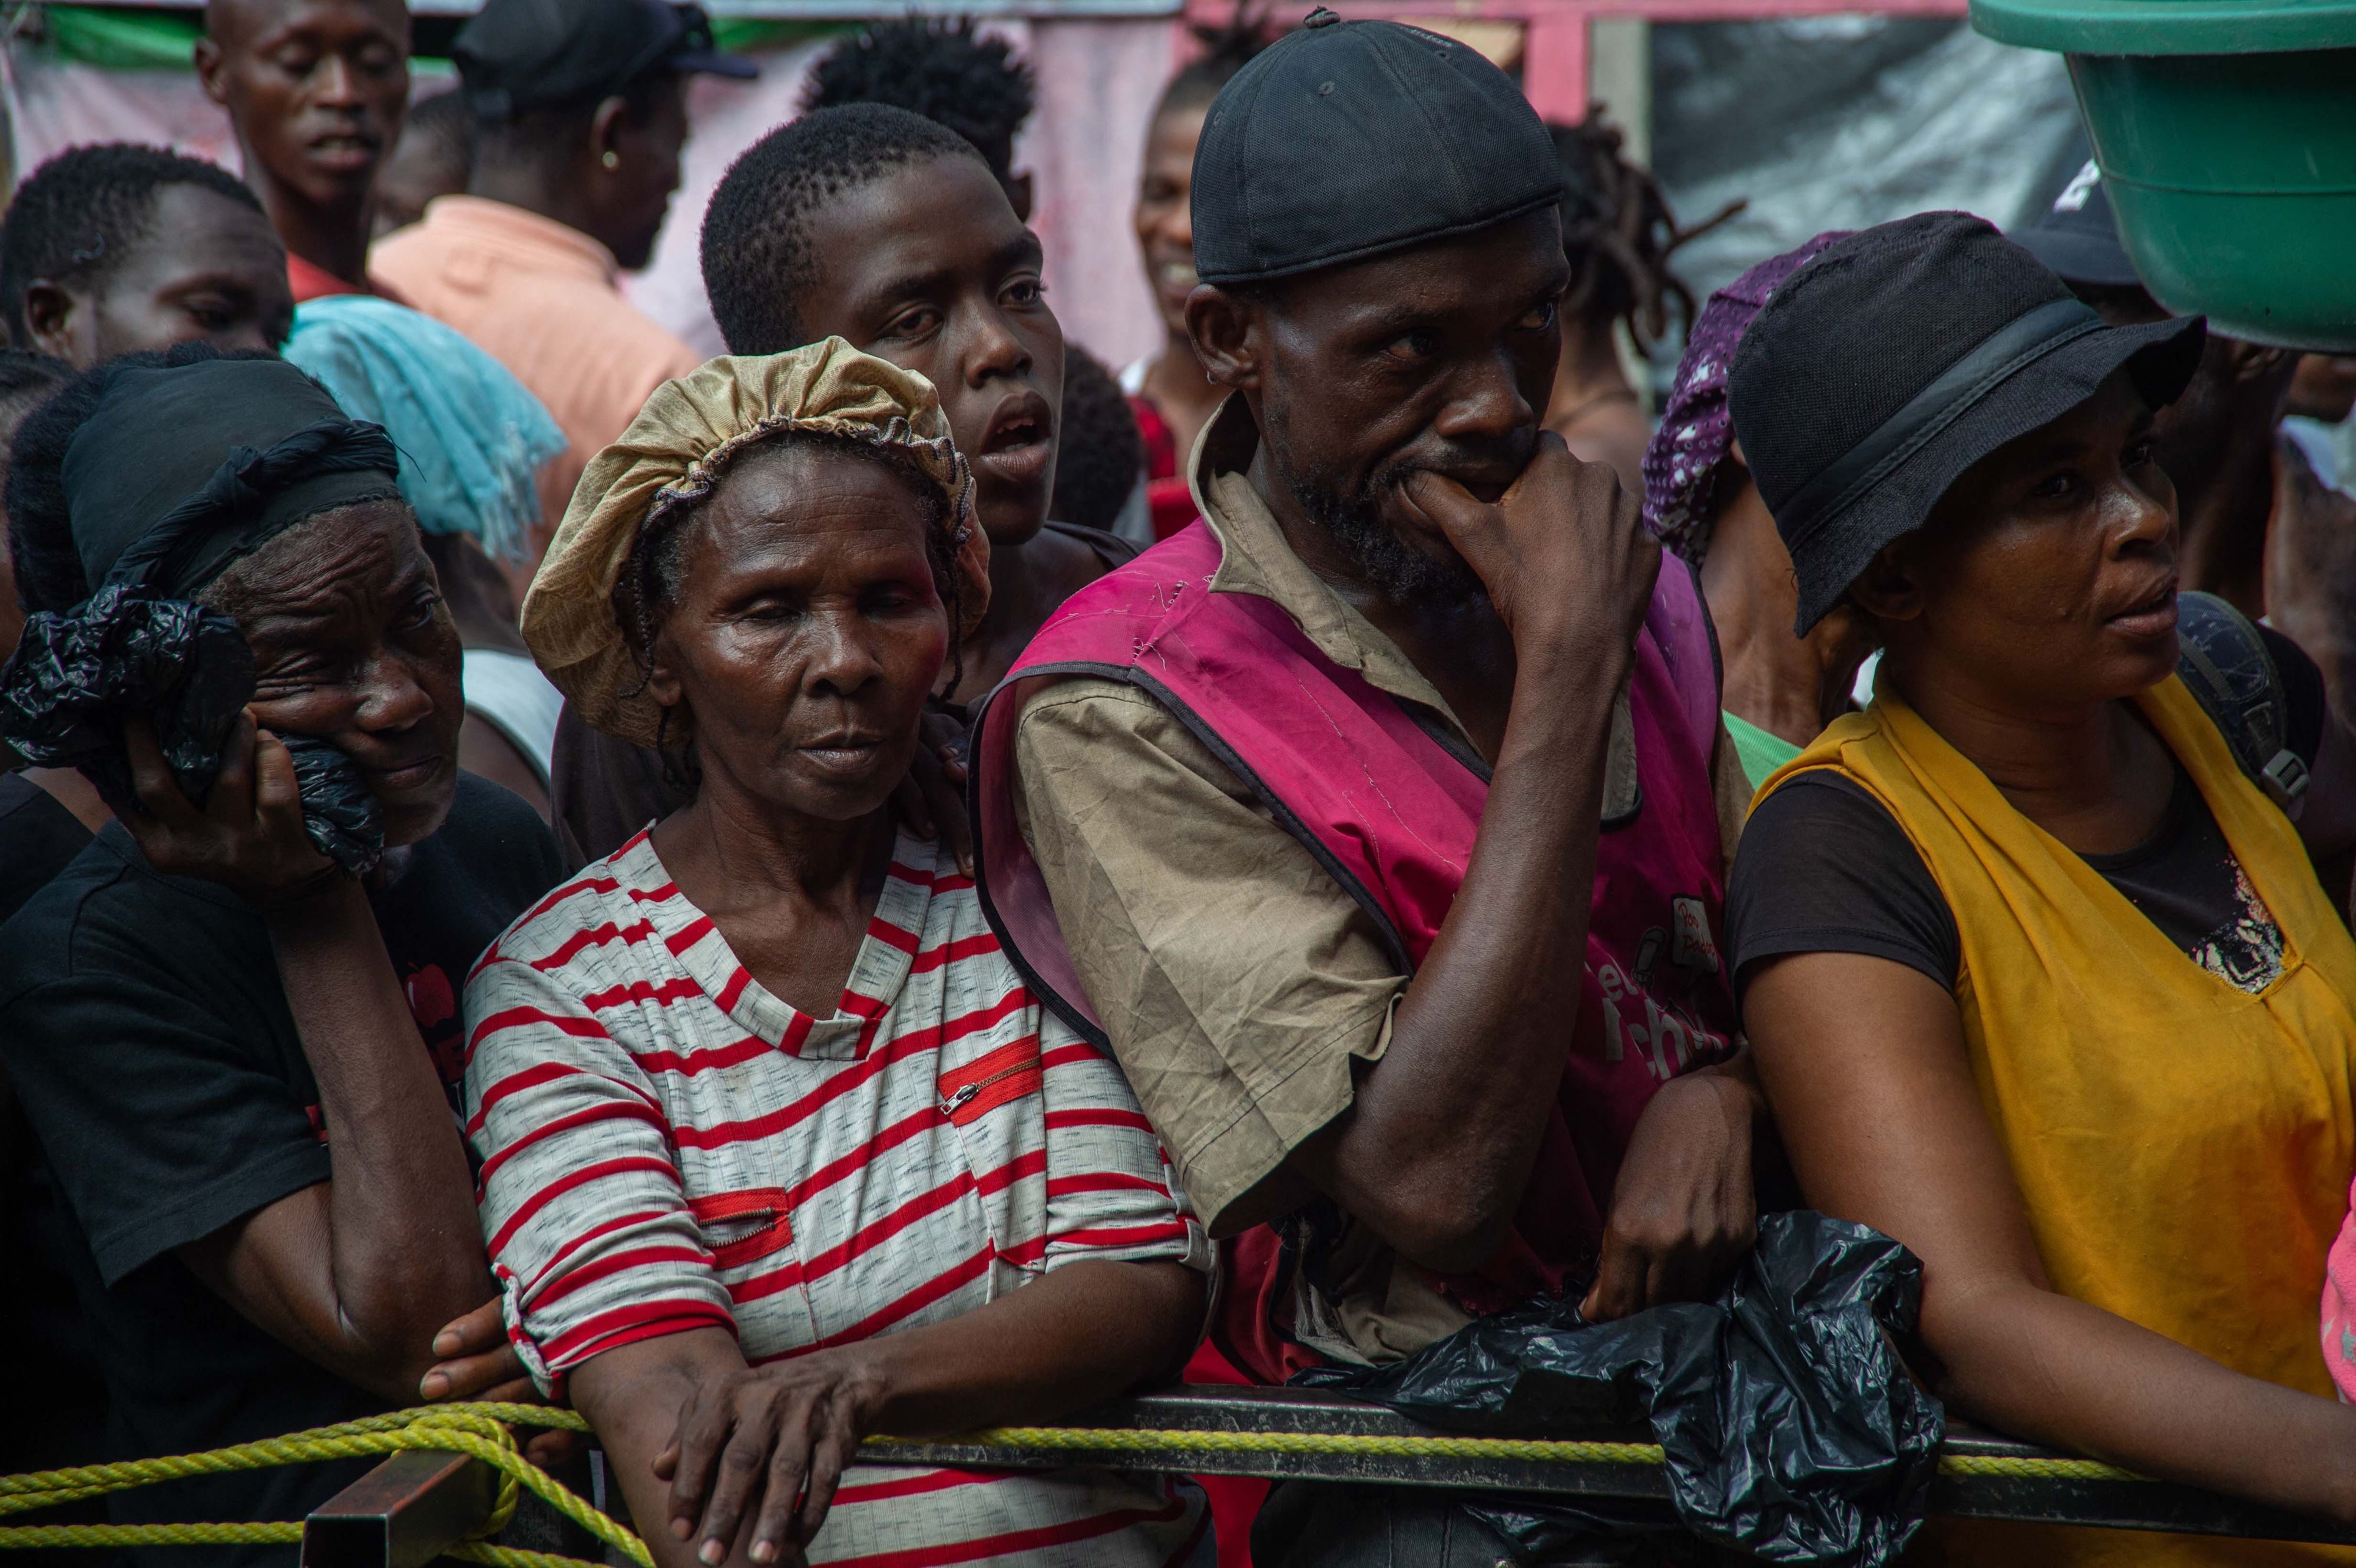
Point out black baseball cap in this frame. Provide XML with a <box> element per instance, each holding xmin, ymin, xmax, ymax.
<box><xmin>2011</xmin><ymin>154</ymin><xmax>2143</xmax><ymax>289</ymax></box>
<box><xmin>456</xmin><ymin>0</ymin><xmax>755</xmax><ymax>120</ymax></box>
<box><xmin>1190</xmin><ymin>8</ymin><xmax>1560</xmax><ymax>286</ymax></box>
<box><xmin>1730</xmin><ymin>211</ymin><xmax>2203</xmax><ymax>633</ymax></box>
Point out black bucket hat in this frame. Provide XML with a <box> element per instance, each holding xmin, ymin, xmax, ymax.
<box><xmin>1729</xmin><ymin>211</ymin><xmax>2203</xmax><ymax>633</ymax></box>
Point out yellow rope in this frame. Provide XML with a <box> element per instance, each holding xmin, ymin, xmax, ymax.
<box><xmin>0</xmin><ymin>1406</ymin><xmax>643</xmax><ymax>1567</ymax></box>
<box><xmin>0</xmin><ymin>1524</ymin><xmax>301</xmax><ymax>1550</ymax></box>
<box><xmin>1937</xmin><ymin>1453</ymin><xmax>2143</xmax><ymax>1483</ymax></box>
<box><xmin>869</xmin><ymin>1425</ymin><xmax>1673</xmax><ymax>1466</ymax></box>
<box><xmin>0</xmin><ymin>1398</ymin><xmax>2153</xmax><ymax>1562</ymax></box>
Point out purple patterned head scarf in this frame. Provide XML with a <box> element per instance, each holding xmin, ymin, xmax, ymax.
<box><xmin>1640</xmin><ymin>230</ymin><xmax>1850</xmax><ymax>564</ymax></box>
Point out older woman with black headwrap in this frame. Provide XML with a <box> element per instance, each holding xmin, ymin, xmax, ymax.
<box><xmin>0</xmin><ymin>345</ymin><xmax>569</xmax><ymax>1556</ymax></box>
<box><xmin>466</xmin><ymin>340</ymin><xmax>1214</xmax><ymax>1568</ymax></box>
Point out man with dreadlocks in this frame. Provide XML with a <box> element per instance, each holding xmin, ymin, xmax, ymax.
<box><xmin>801</xmin><ymin>16</ymin><xmax>1039</xmax><ymax>220</ymax></box>
<box><xmin>1543</xmin><ymin>111</ymin><xmax>1736</xmax><ymax>489</ymax></box>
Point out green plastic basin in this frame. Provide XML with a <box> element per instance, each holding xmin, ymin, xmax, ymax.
<box><xmin>1970</xmin><ymin>0</ymin><xmax>2356</xmax><ymax>349</ymax></box>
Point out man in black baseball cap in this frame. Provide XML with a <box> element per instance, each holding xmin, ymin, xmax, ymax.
<box><xmin>373</xmin><ymin>0</ymin><xmax>753</xmax><ymax>565</ymax></box>
<box><xmin>981</xmin><ymin>13</ymin><xmax>1762</xmax><ymax>1563</ymax></box>
<box><xmin>452</xmin><ymin>0</ymin><xmax>752</xmax><ymax>123</ymax></box>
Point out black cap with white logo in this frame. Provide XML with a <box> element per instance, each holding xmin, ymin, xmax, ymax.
<box><xmin>455</xmin><ymin>0</ymin><xmax>756</xmax><ymax>120</ymax></box>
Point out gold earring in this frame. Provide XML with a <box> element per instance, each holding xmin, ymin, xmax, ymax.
<box><xmin>601</xmin><ymin>150</ymin><xmax>620</xmax><ymax>170</ymax></box>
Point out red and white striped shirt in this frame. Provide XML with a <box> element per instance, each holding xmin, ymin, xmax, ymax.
<box><xmin>463</xmin><ymin>827</ymin><xmax>1215</xmax><ymax>1567</ymax></box>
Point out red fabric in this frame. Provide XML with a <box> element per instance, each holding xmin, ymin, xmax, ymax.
<box><xmin>1127</xmin><ymin>393</ymin><xmax>1202</xmax><ymax>541</ymax></box>
<box><xmin>974</xmin><ymin>521</ymin><xmax>1738</xmax><ymax>1385</ymax></box>
<box><xmin>286</xmin><ymin>252</ymin><xmax>363</xmax><ymax>303</ymax></box>
<box><xmin>1182</xmin><ymin>1340</ymin><xmax>1268</xmax><ymax>1567</ymax></box>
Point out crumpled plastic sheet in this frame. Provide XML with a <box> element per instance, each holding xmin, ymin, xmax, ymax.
<box><xmin>280</xmin><ymin>732</ymin><xmax>385</xmax><ymax>877</ymax></box>
<box><xmin>0</xmin><ymin>587</ymin><xmax>254</xmax><ymax>803</ymax></box>
<box><xmin>1297</xmin><ymin>1211</ymin><xmax>1944</xmax><ymax>1567</ymax></box>
<box><xmin>1</xmin><ymin>589</ymin><xmax>385</xmax><ymax>878</ymax></box>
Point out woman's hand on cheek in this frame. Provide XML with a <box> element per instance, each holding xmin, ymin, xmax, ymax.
<box><xmin>118</xmin><ymin>710</ymin><xmax>339</xmax><ymax>907</ymax></box>
<box><xmin>654</xmin><ymin>1347</ymin><xmax>888</xmax><ymax>1566</ymax></box>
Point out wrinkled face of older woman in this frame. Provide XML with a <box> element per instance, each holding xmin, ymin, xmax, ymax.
<box><xmin>205</xmin><ymin>498</ymin><xmax>465</xmax><ymax>845</ymax></box>
<box><xmin>1852</xmin><ymin>371</ymin><xmax>2180</xmax><ymax>715</ymax></box>
<box><xmin>648</xmin><ymin>441</ymin><xmax>948</xmax><ymax>822</ymax></box>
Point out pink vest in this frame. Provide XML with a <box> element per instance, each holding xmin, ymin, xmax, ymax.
<box><xmin>971</xmin><ymin>520</ymin><xmax>1736</xmax><ymax>1383</ymax></box>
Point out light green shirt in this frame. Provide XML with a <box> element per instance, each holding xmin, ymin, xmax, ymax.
<box><xmin>1723</xmin><ymin>709</ymin><xmax>1804</xmax><ymax>795</ymax></box>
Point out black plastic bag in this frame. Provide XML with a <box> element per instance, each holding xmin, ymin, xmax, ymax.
<box><xmin>0</xmin><ymin>587</ymin><xmax>254</xmax><ymax>802</ymax></box>
<box><xmin>279</xmin><ymin>733</ymin><xmax>385</xmax><ymax>877</ymax></box>
<box><xmin>1296</xmin><ymin>1211</ymin><xmax>1943</xmax><ymax>1566</ymax></box>
<box><xmin>2</xmin><ymin>591</ymin><xmax>383</xmax><ymax>877</ymax></box>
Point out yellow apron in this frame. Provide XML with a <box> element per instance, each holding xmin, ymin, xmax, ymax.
<box><xmin>1759</xmin><ymin>677</ymin><xmax>2356</xmax><ymax>1566</ymax></box>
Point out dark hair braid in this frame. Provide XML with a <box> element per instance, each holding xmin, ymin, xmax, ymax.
<box><xmin>1550</xmin><ymin>111</ymin><xmax>1741</xmax><ymax>361</ymax></box>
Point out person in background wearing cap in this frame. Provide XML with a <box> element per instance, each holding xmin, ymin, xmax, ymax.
<box><xmin>970</xmin><ymin>16</ymin><xmax>1758</xmax><ymax>1561</ymax></box>
<box><xmin>370</xmin><ymin>0</ymin><xmax>753</xmax><ymax>574</ymax></box>
<box><xmin>196</xmin><ymin>0</ymin><xmax>411</xmax><ymax>303</ymax></box>
<box><xmin>2017</xmin><ymin>156</ymin><xmax>2356</xmax><ymax>843</ymax></box>
<box><xmin>1642</xmin><ymin>230</ymin><xmax>1877</xmax><ymax>790</ymax></box>
<box><xmin>2014</xmin><ymin>156</ymin><xmax>2300</xmax><ymax>624</ymax></box>
<box><xmin>1726</xmin><ymin>211</ymin><xmax>2356</xmax><ymax>1561</ymax></box>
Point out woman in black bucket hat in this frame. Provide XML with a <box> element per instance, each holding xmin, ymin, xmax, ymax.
<box><xmin>1726</xmin><ymin>210</ymin><xmax>2356</xmax><ymax>1561</ymax></box>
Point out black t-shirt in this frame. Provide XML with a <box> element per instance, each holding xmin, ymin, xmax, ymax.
<box><xmin>0</xmin><ymin>773</ymin><xmax>568</xmax><ymax>1565</ymax></box>
<box><xmin>1728</xmin><ymin>628</ymin><xmax>2327</xmax><ymax>997</ymax></box>
<box><xmin>0</xmin><ymin>773</ymin><xmax>92</xmax><ymax>923</ymax></box>
<box><xmin>0</xmin><ymin>775</ymin><xmax>104</xmax><ymax>1486</ymax></box>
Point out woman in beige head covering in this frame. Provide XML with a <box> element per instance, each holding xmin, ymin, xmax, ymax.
<box><xmin>463</xmin><ymin>341</ymin><xmax>1215</xmax><ymax>1568</ymax></box>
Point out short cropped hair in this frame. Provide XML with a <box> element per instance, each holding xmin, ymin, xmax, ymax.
<box><xmin>700</xmin><ymin>104</ymin><xmax>981</xmax><ymax>355</ymax></box>
<box><xmin>1050</xmin><ymin>346</ymin><xmax>1144</xmax><ymax>532</ymax></box>
<box><xmin>800</xmin><ymin>18</ymin><xmax>1033</xmax><ymax>186</ymax></box>
<box><xmin>0</xmin><ymin>144</ymin><xmax>262</xmax><ymax>343</ymax></box>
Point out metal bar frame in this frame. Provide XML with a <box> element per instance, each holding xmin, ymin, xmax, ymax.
<box><xmin>301</xmin><ymin>1450</ymin><xmax>502</xmax><ymax>1568</ymax></box>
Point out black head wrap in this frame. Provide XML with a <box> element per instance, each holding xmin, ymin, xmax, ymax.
<box><xmin>0</xmin><ymin>356</ymin><xmax>405</xmax><ymax>874</ymax></box>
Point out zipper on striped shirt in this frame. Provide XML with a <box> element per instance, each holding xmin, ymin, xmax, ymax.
<box><xmin>937</xmin><ymin>1053</ymin><xmax>1040</xmax><ymax>1124</ymax></box>
<box><xmin>686</xmin><ymin>1189</ymin><xmax>797</xmax><ymax>1269</ymax></box>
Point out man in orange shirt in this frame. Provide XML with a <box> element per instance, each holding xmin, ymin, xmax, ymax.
<box><xmin>371</xmin><ymin>0</ymin><xmax>751</xmax><ymax>566</ymax></box>
<box><xmin>197</xmin><ymin>0</ymin><xmax>411</xmax><ymax>302</ymax></box>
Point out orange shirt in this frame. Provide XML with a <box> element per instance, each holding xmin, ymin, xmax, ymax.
<box><xmin>369</xmin><ymin>197</ymin><xmax>701</xmax><ymax>545</ymax></box>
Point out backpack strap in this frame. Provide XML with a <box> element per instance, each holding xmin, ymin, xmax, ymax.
<box><xmin>2174</xmin><ymin>590</ymin><xmax>2309</xmax><ymax>820</ymax></box>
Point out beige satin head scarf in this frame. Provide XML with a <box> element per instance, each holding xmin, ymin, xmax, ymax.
<box><xmin>521</xmin><ymin>338</ymin><xmax>991</xmax><ymax>749</ymax></box>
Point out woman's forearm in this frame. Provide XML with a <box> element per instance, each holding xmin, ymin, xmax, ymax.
<box><xmin>266</xmin><ymin>879</ymin><xmax>488</xmax><ymax>1378</ymax></box>
<box><xmin>575</xmin><ymin>1262</ymin><xmax>1205</xmax><ymax>1568</ymax></box>
<box><xmin>574</xmin><ymin>1331</ymin><xmax>746</xmax><ymax>1568</ymax></box>
<box><xmin>859</xmin><ymin>1259</ymin><xmax>1203</xmax><ymax>1435</ymax></box>
<box><xmin>1930</xmin><ymin>1273</ymin><xmax>2356</xmax><ymax>1520</ymax></box>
